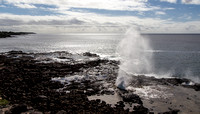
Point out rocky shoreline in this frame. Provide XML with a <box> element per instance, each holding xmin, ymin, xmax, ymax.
<box><xmin>0</xmin><ymin>31</ymin><xmax>35</xmax><ymax>38</ymax></box>
<box><xmin>0</xmin><ymin>51</ymin><xmax>199</xmax><ymax>114</ymax></box>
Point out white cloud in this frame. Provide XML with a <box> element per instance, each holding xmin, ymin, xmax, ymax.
<box><xmin>155</xmin><ymin>11</ymin><xmax>166</xmax><ymax>15</ymax></box>
<box><xmin>0</xmin><ymin>12</ymin><xmax>200</xmax><ymax>33</ymax></box>
<box><xmin>0</xmin><ymin>0</ymin><xmax>199</xmax><ymax>33</ymax></box>
<box><xmin>160</xmin><ymin>0</ymin><xmax>200</xmax><ymax>5</ymax></box>
<box><xmin>3</xmin><ymin>0</ymin><xmax>160</xmax><ymax>11</ymax></box>
<box><xmin>0</xmin><ymin>13</ymin><xmax>85</xmax><ymax>25</ymax></box>
<box><xmin>163</xmin><ymin>7</ymin><xmax>175</xmax><ymax>10</ymax></box>
<box><xmin>178</xmin><ymin>14</ymin><xmax>192</xmax><ymax>20</ymax></box>
<box><xmin>182</xmin><ymin>0</ymin><xmax>200</xmax><ymax>5</ymax></box>
<box><xmin>14</xmin><ymin>4</ymin><xmax>36</xmax><ymax>9</ymax></box>
<box><xmin>0</xmin><ymin>5</ymin><xmax>6</xmax><ymax>7</ymax></box>
<box><xmin>160</xmin><ymin>0</ymin><xmax>177</xmax><ymax>3</ymax></box>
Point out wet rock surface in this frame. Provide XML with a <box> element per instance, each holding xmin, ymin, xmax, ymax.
<box><xmin>0</xmin><ymin>51</ymin><xmax>141</xmax><ymax>113</ymax></box>
<box><xmin>127</xmin><ymin>75</ymin><xmax>200</xmax><ymax>91</ymax></box>
<box><xmin>0</xmin><ymin>51</ymin><xmax>199</xmax><ymax>114</ymax></box>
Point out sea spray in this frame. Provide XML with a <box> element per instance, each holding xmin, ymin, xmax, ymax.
<box><xmin>183</xmin><ymin>69</ymin><xmax>200</xmax><ymax>83</ymax></box>
<box><xmin>115</xmin><ymin>28</ymin><xmax>154</xmax><ymax>89</ymax></box>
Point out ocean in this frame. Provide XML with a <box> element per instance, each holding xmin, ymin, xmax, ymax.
<box><xmin>0</xmin><ymin>33</ymin><xmax>200</xmax><ymax>82</ymax></box>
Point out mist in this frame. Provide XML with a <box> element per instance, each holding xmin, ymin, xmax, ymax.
<box><xmin>115</xmin><ymin>28</ymin><xmax>154</xmax><ymax>89</ymax></box>
<box><xmin>115</xmin><ymin>28</ymin><xmax>200</xmax><ymax>89</ymax></box>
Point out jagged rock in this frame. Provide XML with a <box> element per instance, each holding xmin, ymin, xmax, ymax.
<box><xmin>83</xmin><ymin>52</ymin><xmax>99</xmax><ymax>57</ymax></box>
<box><xmin>133</xmin><ymin>105</ymin><xmax>149</xmax><ymax>114</ymax></box>
<box><xmin>158</xmin><ymin>109</ymin><xmax>180</xmax><ymax>114</ymax></box>
<box><xmin>56</xmin><ymin>110</ymin><xmax>67</xmax><ymax>114</ymax></box>
<box><xmin>121</xmin><ymin>93</ymin><xmax>143</xmax><ymax>104</ymax></box>
<box><xmin>1</xmin><ymin>51</ymin><xmax>198</xmax><ymax>114</ymax></box>
<box><xmin>6</xmin><ymin>104</ymin><xmax>28</xmax><ymax>114</ymax></box>
<box><xmin>115</xmin><ymin>101</ymin><xmax>125</xmax><ymax>108</ymax></box>
<box><xmin>0</xmin><ymin>51</ymin><xmax>130</xmax><ymax>113</ymax></box>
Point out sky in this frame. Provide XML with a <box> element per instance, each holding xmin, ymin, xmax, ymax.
<box><xmin>0</xmin><ymin>0</ymin><xmax>200</xmax><ymax>33</ymax></box>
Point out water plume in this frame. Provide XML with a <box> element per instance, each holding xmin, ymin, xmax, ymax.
<box><xmin>115</xmin><ymin>28</ymin><xmax>154</xmax><ymax>89</ymax></box>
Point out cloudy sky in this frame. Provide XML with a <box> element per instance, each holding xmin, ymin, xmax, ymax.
<box><xmin>0</xmin><ymin>0</ymin><xmax>200</xmax><ymax>33</ymax></box>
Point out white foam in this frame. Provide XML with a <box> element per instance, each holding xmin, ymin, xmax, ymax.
<box><xmin>182</xmin><ymin>81</ymin><xmax>195</xmax><ymax>86</ymax></box>
<box><xmin>52</xmin><ymin>75</ymin><xmax>85</xmax><ymax>85</ymax></box>
<box><xmin>126</xmin><ymin>85</ymin><xmax>173</xmax><ymax>99</ymax></box>
<box><xmin>52</xmin><ymin>74</ymin><xmax>108</xmax><ymax>85</ymax></box>
<box><xmin>35</xmin><ymin>52</ymin><xmax>99</xmax><ymax>63</ymax></box>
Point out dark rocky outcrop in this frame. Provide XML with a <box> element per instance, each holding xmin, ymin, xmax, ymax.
<box><xmin>127</xmin><ymin>75</ymin><xmax>200</xmax><ymax>91</ymax></box>
<box><xmin>0</xmin><ymin>51</ymin><xmax>134</xmax><ymax>113</ymax></box>
<box><xmin>0</xmin><ymin>51</ymin><xmax>199</xmax><ymax>113</ymax></box>
<box><xmin>158</xmin><ymin>109</ymin><xmax>180</xmax><ymax>114</ymax></box>
<box><xmin>0</xmin><ymin>31</ymin><xmax>35</xmax><ymax>38</ymax></box>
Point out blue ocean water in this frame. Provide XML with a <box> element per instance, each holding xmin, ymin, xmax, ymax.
<box><xmin>0</xmin><ymin>33</ymin><xmax>200</xmax><ymax>82</ymax></box>
<box><xmin>145</xmin><ymin>34</ymin><xmax>200</xmax><ymax>81</ymax></box>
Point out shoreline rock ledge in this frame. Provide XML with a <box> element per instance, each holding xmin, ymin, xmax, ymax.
<box><xmin>0</xmin><ymin>31</ymin><xmax>35</xmax><ymax>38</ymax></box>
<box><xmin>0</xmin><ymin>51</ymin><xmax>199</xmax><ymax>114</ymax></box>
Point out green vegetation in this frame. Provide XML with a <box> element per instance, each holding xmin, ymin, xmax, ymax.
<box><xmin>0</xmin><ymin>99</ymin><xmax>9</xmax><ymax>105</ymax></box>
<box><xmin>0</xmin><ymin>92</ymin><xmax>9</xmax><ymax>105</ymax></box>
